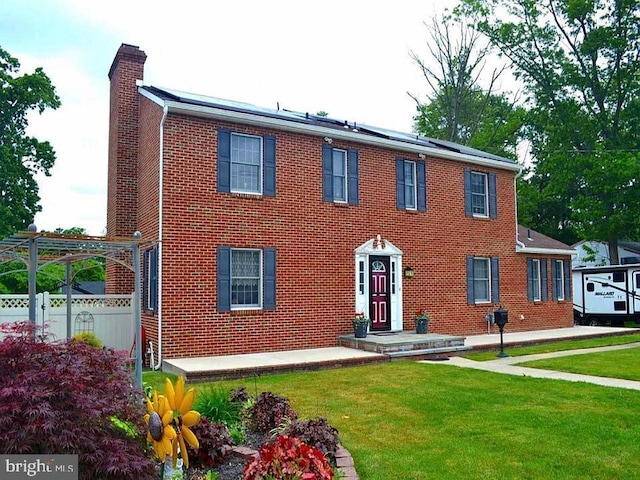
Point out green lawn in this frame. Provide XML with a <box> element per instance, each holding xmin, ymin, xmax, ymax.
<box><xmin>464</xmin><ymin>333</ymin><xmax>640</xmax><ymax>361</ymax></box>
<box><xmin>144</xmin><ymin>361</ymin><xmax>640</xmax><ymax>479</ymax></box>
<box><xmin>520</xmin><ymin>347</ymin><xmax>640</xmax><ymax>381</ymax></box>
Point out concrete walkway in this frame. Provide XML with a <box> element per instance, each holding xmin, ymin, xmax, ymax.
<box><xmin>423</xmin><ymin>342</ymin><xmax>640</xmax><ymax>391</ymax></box>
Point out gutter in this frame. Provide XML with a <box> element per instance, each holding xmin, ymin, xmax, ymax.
<box><xmin>153</xmin><ymin>104</ymin><xmax>169</xmax><ymax>370</ymax></box>
<box><xmin>516</xmin><ymin>247</ymin><xmax>577</xmax><ymax>255</ymax></box>
<box><xmin>138</xmin><ymin>88</ymin><xmax>521</xmax><ymax>173</ymax></box>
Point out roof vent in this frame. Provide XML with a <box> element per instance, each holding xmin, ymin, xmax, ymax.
<box><xmin>527</xmin><ymin>229</ymin><xmax>532</xmax><ymax>240</ymax></box>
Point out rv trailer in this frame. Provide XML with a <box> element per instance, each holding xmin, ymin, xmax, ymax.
<box><xmin>573</xmin><ymin>263</ymin><xmax>640</xmax><ymax>326</ymax></box>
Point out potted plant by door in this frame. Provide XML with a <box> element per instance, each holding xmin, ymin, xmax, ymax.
<box><xmin>352</xmin><ymin>312</ymin><xmax>370</xmax><ymax>338</ymax></box>
<box><xmin>414</xmin><ymin>308</ymin><xmax>431</xmax><ymax>334</ymax></box>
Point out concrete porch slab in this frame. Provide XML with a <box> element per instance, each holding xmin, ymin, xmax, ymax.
<box><xmin>162</xmin><ymin>346</ymin><xmax>387</xmax><ymax>383</ymax></box>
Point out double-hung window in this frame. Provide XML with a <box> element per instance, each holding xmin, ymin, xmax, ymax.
<box><xmin>231</xmin><ymin>249</ymin><xmax>261</xmax><ymax>307</ymax></box>
<box><xmin>552</xmin><ymin>260</ymin><xmax>564</xmax><ymax>301</ymax></box>
<box><xmin>464</xmin><ymin>168</ymin><xmax>497</xmax><ymax>218</ymax></box>
<box><xmin>396</xmin><ymin>158</ymin><xmax>427</xmax><ymax>211</ymax></box>
<box><xmin>473</xmin><ymin>257</ymin><xmax>491</xmax><ymax>302</ymax></box>
<box><xmin>471</xmin><ymin>172</ymin><xmax>488</xmax><ymax>216</ymax></box>
<box><xmin>322</xmin><ymin>145</ymin><xmax>359</xmax><ymax>204</ymax></box>
<box><xmin>527</xmin><ymin>257</ymin><xmax>548</xmax><ymax>301</ymax></box>
<box><xmin>552</xmin><ymin>259</ymin><xmax>571</xmax><ymax>301</ymax></box>
<box><xmin>218</xmin><ymin>129</ymin><xmax>276</xmax><ymax>196</ymax></box>
<box><xmin>217</xmin><ymin>246</ymin><xmax>276</xmax><ymax>311</ymax></box>
<box><xmin>404</xmin><ymin>161</ymin><xmax>417</xmax><ymax>209</ymax></box>
<box><xmin>466</xmin><ymin>255</ymin><xmax>500</xmax><ymax>304</ymax></box>
<box><xmin>231</xmin><ymin>134</ymin><xmax>262</xmax><ymax>193</ymax></box>
<box><xmin>332</xmin><ymin>149</ymin><xmax>348</xmax><ymax>202</ymax></box>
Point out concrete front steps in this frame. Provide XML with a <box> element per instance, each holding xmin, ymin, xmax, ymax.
<box><xmin>338</xmin><ymin>331</ymin><xmax>471</xmax><ymax>359</ymax></box>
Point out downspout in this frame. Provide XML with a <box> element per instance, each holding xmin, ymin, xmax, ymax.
<box><xmin>514</xmin><ymin>169</ymin><xmax>526</xmax><ymax>250</ymax></box>
<box><xmin>153</xmin><ymin>104</ymin><xmax>168</xmax><ymax>370</ymax></box>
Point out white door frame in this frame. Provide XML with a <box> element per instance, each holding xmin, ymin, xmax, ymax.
<box><xmin>354</xmin><ymin>236</ymin><xmax>403</xmax><ymax>331</ymax></box>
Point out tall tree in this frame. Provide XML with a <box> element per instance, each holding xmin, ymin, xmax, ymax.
<box><xmin>456</xmin><ymin>0</ymin><xmax>640</xmax><ymax>262</ymax></box>
<box><xmin>0</xmin><ymin>46</ymin><xmax>60</xmax><ymax>239</ymax></box>
<box><xmin>409</xmin><ymin>16</ymin><xmax>525</xmax><ymax>160</ymax></box>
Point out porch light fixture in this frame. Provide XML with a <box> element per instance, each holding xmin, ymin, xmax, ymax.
<box><xmin>418</xmin><ymin>153</ymin><xmax>426</xmax><ymax>159</ymax></box>
<box><xmin>404</xmin><ymin>266</ymin><xmax>415</xmax><ymax>278</ymax></box>
<box><xmin>323</xmin><ymin>136</ymin><xmax>333</xmax><ymax>144</ymax></box>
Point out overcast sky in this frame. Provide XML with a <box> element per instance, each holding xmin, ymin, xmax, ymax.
<box><xmin>3</xmin><ymin>0</ymin><xmax>457</xmax><ymax>235</ymax></box>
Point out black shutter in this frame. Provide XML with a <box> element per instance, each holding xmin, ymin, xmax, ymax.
<box><xmin>142</xmin><ymin>250</ymin><xmax>148</xmax><ymax>311</ymax></box>
<box><xmin>347</xmin><ymin>149</ymin><xmax>359</xmax><ymax>205</ymax></box>
<box><xmin>149</xmin><ymin>247</ymin><xmax>158</xmax><ymax>311</ymax></box>
<box><xmin>491</xmin><ymin>257</ymin><xmax>500</xmax><ymax>303</ymax></box>
<box><xmin>322</xmin><ymin>145</ymin><xmax>333</xmax><ymax>202</ymax></box>
<box><xmin>217</xmin><ymin>129</ymin><xmax>231</xmax><ymax>193</ymax></box>
<box><xmin>417</xmin><ymin>161</ymin><xmax>427</xmax><ymax>211</ymax></box>
<box><xmin>564</xmin><ymin>260</ymin><xmax>572</xmax><ymax>299</ymax></box>
<box><xmin>527</xmin><ymin>258</ymin><xmax>534</xmax><ymax>301</ymax></box>
<box><xmin>396</xmin><ymin>158</ymin><xmax>405</xmax><ymax>210</ymax></box>
<box><xmin>466</xmin><ymin>255</ymin><xmax>475</xmax><ymax>304</ymax></box>
<box><xmin>264</xmin><ymin>248</ymin><xmax>276</xmax><ymax>310</ymax></box>
<box><xmin>464</xmin><ymin>168</ymin><xmax>472</xmax><ymax>216</ymax></box>
<box><xmin>489</xmin><ymin>172</ymin><xmax>497</xmax><ymax>218</ymax></box>
<box><xmin>263</xmin><ymin>135</ymin><xmax>276</xmax><ymax>197</ymax></box>
<box><xmin>541</xmin><ymin>258</ymin><xmax>548</xmax><ymax>301</ymax></box>
<box><xmin>217</xmin><ymin>247</ymin><xmax>231</xmax><ymax>312</ymax></box>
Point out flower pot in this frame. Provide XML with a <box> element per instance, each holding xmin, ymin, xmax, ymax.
<box><xmin>353</xmin><ymin>322</ymin><xmax>368</xmax><ymax>338</ymax></box>
<box><xmin>415</xmin><ymin>318</ymin><xmax>429</xmax><ymax>334</ymax></box>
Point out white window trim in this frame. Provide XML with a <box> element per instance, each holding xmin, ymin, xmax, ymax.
<box><xmin>474</xmin><ymin>257</ymin><xmax>492</xmax><ymax>304</ymax></box>
<box><xmin>555</xmin><ymin>259</ymin><xmax>565</xmax><ymax>301</ymax></box>
<box><xmin>231</xmin><ymin>248</ymin><xmax>263</xmax><ymax>310</ymax></box>
<box><xmin>405</xmin><ymin>160</ymin><xmax>417</xmax><ymax>211</ymax></box>
<box><xmin>230</xmin><ymin>132</ymin><xmax>263</xmax><ymax>195</ymax></box>
<box><xmin>471</xmin><ymin>171</ymin><xmax>489</xmax><ymax>218</ymax></box>
<box><xmin>532</xmin><ymin>258</ymin><xmax>541</xmax><ymax>301</ymax></box>
<box><xmin>333</xmin><ymin>148</ymin><xmax>348</xmax><ymax>203</ymax></box>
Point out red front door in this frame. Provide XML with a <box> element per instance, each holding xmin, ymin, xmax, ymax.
<box><xmin>370</xmin><ymin>256</ymin><xmax>391</xmax><ymax>331</ymax></box>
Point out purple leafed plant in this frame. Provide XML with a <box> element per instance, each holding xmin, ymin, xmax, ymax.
<box><xmin>0</xmin><ymin>322</ymin><xmax>156</xmax><ymax>480</ymax></box>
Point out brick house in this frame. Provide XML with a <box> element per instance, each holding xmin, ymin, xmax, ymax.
<box><xmin>106</xmin><ymin>44</ymin><xmax>574</xmax><ymax>362</ymax></box>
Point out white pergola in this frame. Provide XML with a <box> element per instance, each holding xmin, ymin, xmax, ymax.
<box><xmin>0</xmin><ymin>225</ymin><xmax>148</xmax><ymax>386</ymax></box>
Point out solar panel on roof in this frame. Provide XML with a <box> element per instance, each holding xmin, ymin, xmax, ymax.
<box><xmin>145</xmin><ymin>85</ymin><xmax>516</xmax><ymax>165</ymax></box>
<box><xmin>158</xmin><ymin>87</ymin><xmax>312</xmax><ymax>124</ymax></box>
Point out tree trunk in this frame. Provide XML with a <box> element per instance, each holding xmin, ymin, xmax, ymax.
<box><xmin>609</xmin><ymin>237</ymin><xmax>620</xmax><ymax>265</ymax></box>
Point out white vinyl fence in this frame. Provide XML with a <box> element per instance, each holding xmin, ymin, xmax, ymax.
<box><xmin>0</xmin><ymin>293</ymin><xmax>134</xmax><ymax>352</ymax></box>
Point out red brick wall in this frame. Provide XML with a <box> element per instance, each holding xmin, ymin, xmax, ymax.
<box><xmin>137</xmin><ymin>96</ymin><xmax>162</xmax><ymax>357</ymax></box>
<box><xmin>134</xmin><ymin>111</ymin><xmax>573</xmax><ymax>359</ymax></box>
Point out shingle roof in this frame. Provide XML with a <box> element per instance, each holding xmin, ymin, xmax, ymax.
<box><xmin>518</xmin><ymin>225</ymin><xmax>573</xmax><ymax>251</ymax></box>
<box><xmin>141</xmin><ymin>85</ymin><xmax>517</xmax><ymax>167</ymax></box>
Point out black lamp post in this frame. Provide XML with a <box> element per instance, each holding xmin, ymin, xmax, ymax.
<box><xmin>494</xmin><ymin>305</ymin><xmax>509</xmax><ymax>358</ymax></box>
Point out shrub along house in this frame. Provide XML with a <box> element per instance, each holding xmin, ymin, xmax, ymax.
<box><xmin>106</xmin><ymin>44</ymin><xmax>574</xmax><ymax>363</ymax></box>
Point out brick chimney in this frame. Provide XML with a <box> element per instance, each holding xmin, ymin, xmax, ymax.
<box><xmin>106</xmin><ymin>44</ymin><xmax>146</xmax><ymax>293</ymax></box>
